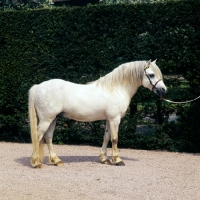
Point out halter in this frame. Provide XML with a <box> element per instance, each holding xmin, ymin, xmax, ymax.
<box><xmin>144</xmin><ymin>64</ymin><xmax>162</xmax><ymax>91</ymax></box>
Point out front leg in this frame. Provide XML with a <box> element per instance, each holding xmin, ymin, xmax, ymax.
<box><xmin>109</xmin><ymin>117</ymin><xmax>125</xmax><ymax>166</ymax></box>
<box><xmin>99</xmin><ymin>121</ymin><xmax>112</xmax><ymax>165</ymax></box>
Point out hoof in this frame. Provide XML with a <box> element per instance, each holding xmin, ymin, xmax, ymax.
<box><xmin>30</xmin><ymin>158</ymin><xmax>43</xmax><ymax>168</ymax></box>
<box><xmin>112</xmin><ymin>156</ymin><xmax>125</xmax><ymax>166</ymax></box>
<box><xmin>114</xmin><ymin>161</ymin><xmax>125</xmax><ymax>166</ymax></box>
<box><xmin>101</xmin><ymin>159</ymin><xmax>112</xmax><ymax>165</ymax></box>
<box><xmin>55</xmin><ymin>161</ymin><xmax>64</xmax><ymax>167</ymax></box>
<box><xmin>49</xmin><ymin>156</ymin><xmax>63</xmax><ymax>166</ymax></box>
<box><xmin>34</xmin><ymin>163</ymin><xmax>43</xmax><ymax>168</ymax></box>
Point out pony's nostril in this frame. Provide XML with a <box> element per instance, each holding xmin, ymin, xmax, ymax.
<box><xmin>161</xmin><ymin>88</ymin><xmax>166</xmax><ymax>93</ymax></box>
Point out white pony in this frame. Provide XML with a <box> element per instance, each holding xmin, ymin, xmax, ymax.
<box><xmin>29</xmin><ymin>60</ymin><xmax>166</xmax><ymax>168</ymax></box>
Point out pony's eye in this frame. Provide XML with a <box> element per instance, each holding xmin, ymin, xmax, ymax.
<box><xmin>149</xmin><ymin>74</ymin><xmax>155</xmax><ymax>78</ymax></box>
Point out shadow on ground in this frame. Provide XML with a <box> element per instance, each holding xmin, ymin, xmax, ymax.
<box><xmin>15</xmin><ymin>156</ymin><xmax>139</xmax><ymax>168</ymax></box>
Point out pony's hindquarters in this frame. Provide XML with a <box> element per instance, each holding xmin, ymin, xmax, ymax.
<box><xmin>29</xmin><ymin>85</ymin><xmax>43</xmax><ymax>168</ymax></box>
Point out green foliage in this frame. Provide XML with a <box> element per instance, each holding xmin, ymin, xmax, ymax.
<box><xmin>0</xmin><ymin>0</ymin><xmax>200</xmax><ymax>152</ymax></box>
<box><xmin>101</xmin><ymin>0</ymin><xmax>184</xmax><ymax>4</ymax></box>
<box><xmin>152</xmin><ymin>102</ymin><xmax>200</xmax><ymax>153</ymax></box>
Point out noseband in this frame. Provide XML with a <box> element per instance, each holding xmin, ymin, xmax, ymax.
<box><xmin>144</xmin><ymin>65</ymin><xmax>162</xmax><ymax>91</ymax></box>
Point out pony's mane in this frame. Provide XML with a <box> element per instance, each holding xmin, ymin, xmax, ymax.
<box><xmin>95</xmin><ymin>61</ymin><xmax>147</xmax><ymax>91</ymax></box>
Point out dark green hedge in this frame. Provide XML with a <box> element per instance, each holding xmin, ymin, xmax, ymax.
<box><xmin>0</xmin><ymin>1</ymin><xmax>200</xmax><ymax>152</ymax></box>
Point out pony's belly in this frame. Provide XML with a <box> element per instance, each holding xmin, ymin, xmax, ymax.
<box><xmin>62</xmin><ymin>111</ymin><xmax>106</xmax><ymax>122</ymax></box>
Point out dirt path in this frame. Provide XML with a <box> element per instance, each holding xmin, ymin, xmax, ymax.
<box><xmin>0</xmin><ymin>142</ymin><xmax>200</xmax><ymax>200</ymax></box>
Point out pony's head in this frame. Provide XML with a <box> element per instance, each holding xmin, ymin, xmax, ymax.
<box><xmin>142</xmin><ymin>60</ymin><xmax>166</xmax><ymax>97</ymax></box>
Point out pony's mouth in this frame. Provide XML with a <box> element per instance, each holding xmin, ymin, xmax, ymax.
<box><xmin>154</xmin><ymin>88</ymin><xmax>166</xmax><ymax>97</ymax></box>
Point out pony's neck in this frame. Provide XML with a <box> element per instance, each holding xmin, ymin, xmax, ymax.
<box><xmin>125</xmin><ymin>81</ymin><xmax>142</xmax><ymax>101</ymax></box>
<box><xmin>96</xmin><ymin>61</ymin><xmax>144</xmax><ymax>94</ymax></box>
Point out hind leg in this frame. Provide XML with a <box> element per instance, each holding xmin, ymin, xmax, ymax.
<box><xmin>44</xmin><ymin>118</ymin><xmax>63</xmax><ymax>166</ymax></box>
<box><xmin>30</xmin><ymin>120</ymin><xmax>52</xmax><ymax>168</ymax></box>
<box><xmin>99</xmin><ymin>121</ymin><xmax>112</xmax><ymax>164</ymax></box>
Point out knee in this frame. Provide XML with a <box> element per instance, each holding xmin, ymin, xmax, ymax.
<box><xmin>111</xmin><ymin>138</ymin><xmax>118</xmax><ymax>144</ymax></box>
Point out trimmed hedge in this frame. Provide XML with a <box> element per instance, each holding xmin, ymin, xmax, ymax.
<box><xmin>0</xmin><ymin>1</ymin><xmax>200</xmax><ymax>152</ymax></box>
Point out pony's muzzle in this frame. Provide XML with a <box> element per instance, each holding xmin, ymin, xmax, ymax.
<box><xmin>155</xmin><ymin>87</ymin><xmax>166</xmax><ymax>97</ymax></box>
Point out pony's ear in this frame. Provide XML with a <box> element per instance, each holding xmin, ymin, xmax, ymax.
<box><xmin>153</xmin><ymin>59</ymin><xmax>157</xmax><ymax>64</ymax></box>
<box><xmin>145</xmin><ymin>59</ymin><xmax>151</xmax><ymax>70</ymax></box>
<box><xmin>147</xmin><ymin>59</ymin><xmax>151</xmax><ymax>64</ymax></box>
<box><xmin>147</xmin><ymin>59</ymin><xmax>151</xmax><ymax>67</ymax></box>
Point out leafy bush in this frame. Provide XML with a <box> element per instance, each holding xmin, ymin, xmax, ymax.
<box><xmin>0</xmin><ymin>0</ymin><xmax>200</xmax><ymax>152</ymax></box>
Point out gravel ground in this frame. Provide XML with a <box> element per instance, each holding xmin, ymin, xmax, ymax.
<box><xmin>0</xmin><ymin>142</ymin><xmax>200</xmax><ymax>200</ymax></box>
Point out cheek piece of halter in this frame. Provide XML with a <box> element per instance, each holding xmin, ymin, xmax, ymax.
<box><xmin>144</xmin><ymin>64</ymin><xmax>162</xmax><ymax>93</ymax></box>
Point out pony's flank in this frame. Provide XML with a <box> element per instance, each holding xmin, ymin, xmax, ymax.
<box><xmin>96</xmin><ymin>61</ymin><xmax>146</xmax><ymax>91</ymax></box>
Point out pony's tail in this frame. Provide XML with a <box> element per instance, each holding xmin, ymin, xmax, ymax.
<box><xmin>29</xmin><ymin>85</ymin><xmax>44</xmax><ymax>167</ymax></box>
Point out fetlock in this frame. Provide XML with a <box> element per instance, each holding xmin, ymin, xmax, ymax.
<box><xmin>99</xmin><ymin>151</ymin><xmax>111</xmax><ymax>164</ymax></box>
<box><xmin>30</xmin><ymin>156</ymin><xmax>42</xmax><ymax>168</ymax></box>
